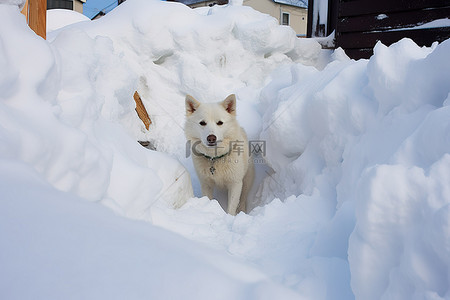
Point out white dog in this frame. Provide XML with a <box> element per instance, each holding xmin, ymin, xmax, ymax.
<box><xmin>185</xmin><ymin>94</ymin><xmax>254</xmax><ymax>215</ymax></box>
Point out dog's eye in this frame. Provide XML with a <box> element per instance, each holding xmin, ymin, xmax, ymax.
<box><xmin>217</xmin><ymin>121</ymin><xmax>223</xmax><ymax>126</ymax></box>
<box><xmin>199</xmin><ymin>121</ymin><xmax>207</xmax><ymax>126</ymax></box>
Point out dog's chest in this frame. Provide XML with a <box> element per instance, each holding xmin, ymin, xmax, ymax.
<box><xmin>194</xmin><ymin>155</ymin><xmax>243</xmax><ymax>186</ymax></box>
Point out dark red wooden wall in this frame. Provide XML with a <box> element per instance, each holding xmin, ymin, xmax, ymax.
<box><xmin>308</xmin><ymin>0</ymin><xmax>450</xmax><ymax>59</ymax></box>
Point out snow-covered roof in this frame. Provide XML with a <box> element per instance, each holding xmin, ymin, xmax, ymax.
<box><xmin>273</xmin><ymin>0</ymin><xmax>307</xmax><ymax>9</ymax></box>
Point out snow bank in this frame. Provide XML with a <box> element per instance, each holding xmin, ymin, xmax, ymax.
<box><xmin>1</xmin><ymin>0</ymin><xmax>449</xmax><ymax>299</ymax></box>
<box><xmin>0</xmin><ymin>161</ymin><xmax>301</xmax><ymax>300</ymax></box>
<box><xmin>258</xmin><ymin>39</ymin><xmax>450</xmax><ymax>299</ymax></box>
<box><xmin>0</xmin><ymin>3</ymin><xmax>193</xmax><ymax>221</ymax></box>
<box><xmin>44</xmin><ymin>0</ymin><xmax>324</xmax><ymax>195</ymax></box>
<box><xmin>83</xmin><ymin>0</ymin><xmax>318</xmax><ymax>143</ymax></box>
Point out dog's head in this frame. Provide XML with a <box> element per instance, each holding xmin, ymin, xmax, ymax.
<box><xmin>185</xmin><ymin>94</ymin><xmax>237</xmax><ymax>151</ymax></box>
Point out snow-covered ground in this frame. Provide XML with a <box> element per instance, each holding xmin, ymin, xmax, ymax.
<box><xmin>1</xmin><ymin>0</ymin><xmax>449</xmax><ymax>299</ymax></box>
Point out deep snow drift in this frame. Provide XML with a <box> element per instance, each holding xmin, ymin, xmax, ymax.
<box><xmin>1</xmin><ymin>0</ymin><xmax>449</xmax><ymax>299</ymax></box>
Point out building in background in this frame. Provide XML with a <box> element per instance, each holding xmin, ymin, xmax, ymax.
<box><xmin>243</xmin><ymin>0</ymin><xmax>307</xmax><ymax>37</ymax></box>
<box><xmin>172</xmin><ymin>0</ymin><xmax>308</xmax><ymax>37</ymax></box>
<box><xmin>47</xmin><ymin>0</ymin><xmax>85</xmax><ymax>13</ymax></box>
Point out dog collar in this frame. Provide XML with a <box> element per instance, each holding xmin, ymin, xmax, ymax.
<box><xmin>201</xmin><ymin>151</ymin><xmax>230</xmax><ymax>175</ymax></box>
<box><xmin>201</xmin><ymin>151</ymin><xmax>230</xmax><ymax>161</ymax></box>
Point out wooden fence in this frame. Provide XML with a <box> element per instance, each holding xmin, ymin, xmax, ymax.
<box><xmin>308</xmin><ymin>0</ymin><xmax>450</xmax><ymax>59</ymax></box>
<box><xmin>336</xmin><ymin>0</ymin><xmax>450</xmax><ymax>59</ymax></box>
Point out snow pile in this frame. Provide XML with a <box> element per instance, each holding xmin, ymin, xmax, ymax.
<box><xmin>58</xmin><ymin>0</ymin><xmax>321</xmax><ymax>155</ymax></box>
<box><xmin>45</xmin><ymin>0</ymin><xmax>325</xmax><ymax>197</ymax></box>
<box><xmin>0</xmin><ymin>4</ymin><xmax>193</xmax><ymax>221</ymax></box>
<box><xmin>259</xmin><ymin>39</ymin><xmax>450</xmax><ymax>299</ymax></box>
<box><xmin>1</xmin><ymin>0</ymin><xmax>449</xmax><ymax>299</ymax></box>
<box><xmin>0</xmin><ymin>162</ymin><xmax>301</xmax><ymax>300</ymax></box>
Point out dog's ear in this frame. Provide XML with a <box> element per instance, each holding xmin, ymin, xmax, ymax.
<box><xmin>186</xmin><ymin>95</ymin><xmax>200</xmax><ymax>115</ymax></box>
<box><xmin>221</xmin><ymin>94</ymin><xmax>236</xmax><ymax>115</ymax></box>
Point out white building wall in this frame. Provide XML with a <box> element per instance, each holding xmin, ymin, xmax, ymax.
<box><xmin>243</xmin><ymin>0</ymin><xmax>307</xmax><ymax>36</ymax></box>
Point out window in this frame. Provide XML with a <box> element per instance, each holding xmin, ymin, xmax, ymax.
<box><xmin>282</xmin><ymin>12</ymin><xmax>289</xmax><ymax>26</ymax></box>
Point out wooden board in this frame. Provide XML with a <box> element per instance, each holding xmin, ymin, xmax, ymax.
<box><xmin>28</xmin><ymin>0</ymin><xmax>46</xmax><ymax>39</ymax></box>
<box><xmin>337</xmin><ymin>7</ymin><xmax>450</xmax><ymax>33</ymax></box>
<box><xmin>308</xmin><ymin>0</ymin><xmax>450</xmax><ymax>58</ymax></box>
<box><xmin>341</xmin><ymin>48</ymin><xmax>373</xmax><ymax>60</ymax></box>
<box><xmin>337</xmin><ymin>27</ymin><xmax>450</xmax><ymax>49</ymax></box>
<box><xmin>339</xmin><ymin>0</ymin><xmax>449</xmax><ymax>17</ymax></box>
<box><xmin>334</xmin><ymin>0</ymin><xmax>450</xmax><ymax>59</ymax></box>
<box><xmin>133</xmin><ymin>91</ymin><xmax>152</xmax><ymax>130</ymax></box>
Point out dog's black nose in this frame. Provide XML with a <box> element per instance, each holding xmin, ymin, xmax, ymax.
<box><xmin>207</xmin><ymin>134</ymin><xmax>217</xmax><ymax>145</ymax></box>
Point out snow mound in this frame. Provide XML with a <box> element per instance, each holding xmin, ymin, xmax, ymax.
<box><xmin>0</xmin><ymin>161</ymin><xmax>301</xmax><ymax>300</ymax></box>
<box><xmin>0</xmin><ymin>3</ymin><xmax>193</xmax><ymax>221</ymax></box>
<box><xmin>258</xmin><ymin>38</ymin><xmax>450</xmax><ymax>299</ymax></box>
<box><xmin>47</xmin><ymin>9</ymin><xmax>90</xmax><ymax>32</ymax></box>
<box><xmin>48</xmin><ymin>0</ymin><xmax>323</xmax><ymax>155</ymax></box>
